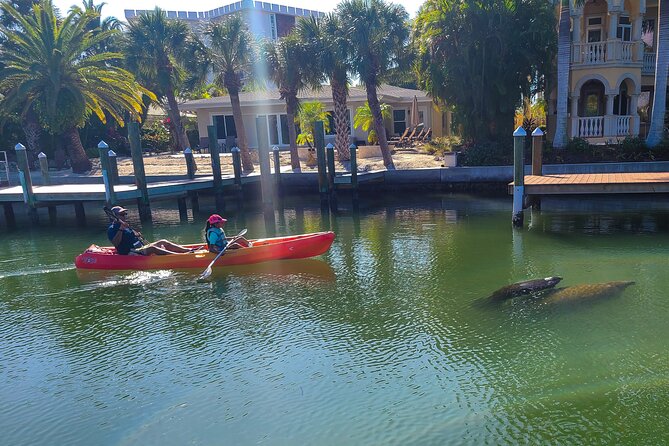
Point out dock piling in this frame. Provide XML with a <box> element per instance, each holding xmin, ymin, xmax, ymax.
<box><xmin>207</xmin><ymin>125</ymin><xmax>225</xmax><ymax>210</ymax></box>
<box><xmin>177</xmin><ymin>196</ymin><xmax>188</xmax><ymax>222</ymax></box>
<box><xmin>314</xmin><ymin>121</ymin><xmax>328</xmax><ymax>204</ymax></box>
<box><xmin>255</xmin><ymin>117</ymin><xmax>273</xmax><ymax>208</ymax></box>
<box><xmin>272</xmin><ymin>146</ymin><xmax>282</xmax><ymax>193</ymax></box>
<box><xmin>530</xmin><ymin>128</ymin><xmax>544</xmax><ymax>210</ymax></box>
<box><xmin>350</xmin><ymin>143</ymin><xmax>359</xmax><ymax>201</ymax></box>
<box><xmin>74</xmin><ymin>202</ymin><xmax>86</xmax><ymax>226</ymax></box>
<box><xmin>15</xmin><ymin>143</ymin><xmax>38</xmax><ymax>224</ymax></box>
<box><xmin>512</xmin><ymin>126</ymin><xmax>526</xmax><ymax>228</ymax></box>
<box><xmin>231</xmin><ymin>147</ymin><xmax>243</xmax><ymax>201</ymax></box>
<box><xmin>128</xmin><ymin>122</ymin><xmax>151</xmax><ymax>222</ymax></box>
<box><xmin>39</xmin><ymin>152</ymin><xmax>57</xmax><ymax>223</ymax></box>
<box><xmin>98</xmin><ymin>141</ymin><xmax>116</xmax><ymax>206</ymax></box>
<box><xmin>3</xmin><ymin>203</ymin><xmax>16</xmax><ymax>229</ymax></box>
<box><xmin>326</xmin><ymin>143</ymin><xmax>336</xmax><ymax>192</ymax></box>
<box><xmin>108</xmin><ymin>150</ymin><xmax>119</xmax><ymax>185</ymax></box>
<box><xmin>184</xmin><ymin>148</ymin><xmax>196</xmax><ymax>179</ymax></box>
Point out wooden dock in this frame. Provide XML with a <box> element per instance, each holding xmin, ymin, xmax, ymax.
<box><xmin>509</xmin><ymin>172</ymin><xmax>669</xmax><ymax>195</ymax></box>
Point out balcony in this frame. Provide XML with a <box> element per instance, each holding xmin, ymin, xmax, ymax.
<box><xmin>642</xmin><ymin>52</ymin><xmax>656</xmax><ymax>75</ymax></box>
<box><xmin>572</xmin><ymin>40</ymin><xmax>642</xmax><ymax>66</ymax></box>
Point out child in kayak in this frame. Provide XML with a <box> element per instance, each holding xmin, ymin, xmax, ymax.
<box><xmin>204</xmin><ymin>214</ymin><xmax>252</xmax><ymax>253</ymax></box>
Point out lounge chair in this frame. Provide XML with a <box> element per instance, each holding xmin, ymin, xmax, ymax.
<box><xmin>421</xmin><ymin>128</ymin><xmax>432</xmax><ymax>142</ymax></box>
<box><xmin>390</xmin><ymin>127</ymin><xmax>410</xmax><ymax>146</ymax></box>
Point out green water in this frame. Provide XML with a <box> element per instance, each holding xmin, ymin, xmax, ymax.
<box><xmin>1</xmin><ymin>194</ymin><xmax>668</xmax><ymax>445</ymax></box>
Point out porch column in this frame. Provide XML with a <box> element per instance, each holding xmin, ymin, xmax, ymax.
<box><xmin>570</xmin><ymin>95</ymin><xmax>580</xmax><ymax>138</ymax></box>
<box><xmin>604</xmin><ymin>94</ymin><xmax>616</xmax><ymax>137</ymax></box>
<box><xmin>630</xmin><ymin>93</ymin><xmax>641</xmax><ymax>135</ymax></box>
<box><xmin>572</xmin><ymin>14</ymin><xmax>583</xmax><ymax>63</ymax></box>
<box><xmin>633</xmin><ymin>15</ymin><xmax>644</xmax><ymax>61</ymax></box>
<box><xmin>607</xmin><ymin>12</ymin><xmax>619</xmax><ymax>61</ymax></box>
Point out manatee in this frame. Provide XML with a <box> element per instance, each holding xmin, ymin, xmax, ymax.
<box><xmin>540</xmin><ymin>281</ymin><xmax>635</xmax><ymax>305</ymax></box>
<box><xmin>489</xmin><ymin>276</ymin><xmax>563</xmax><ymax>301</ymax></box>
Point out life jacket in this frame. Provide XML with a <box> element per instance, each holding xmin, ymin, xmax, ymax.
<box><xmin>206</xmin><ymin>227</ymin><xmax>227</xmax><ymax>252</ymax></box>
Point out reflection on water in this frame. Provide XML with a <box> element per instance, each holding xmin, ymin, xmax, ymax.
<box><xmin>1</xmin><ymin>193</ymin><xmax>669</xmax><ymax>445</ymax></box>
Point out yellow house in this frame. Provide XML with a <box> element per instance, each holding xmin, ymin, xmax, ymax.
<box><xmin>548</xmin><ymin>0</ymin><xmax>658</xmax><ymax>144</ymax></box>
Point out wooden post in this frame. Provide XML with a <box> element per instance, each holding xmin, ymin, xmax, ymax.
<box><xmin>349</xmin><ymin>143</ymin><xmax>358</xmax><ymax>191</ymax></box>
<box><xmin>326</xmin><ymin>143</ymin><xmax>336</xmax><ymax>192</ymax></box>
<box><xmin>255</xmin><ymin>116</ymin><xmax>273</xmax><ymax>208</ymax></box>
<box><xmin>208</xmin><ymin>125</ymin><xmax>225</xmax><ymax>210</ymax></box>
<box><xmin>531</xmin><ymin>127</ymin><xmax>544</xmax><ymax>176</ymax></box>
<box><xmin>272</xmin><ymin>146</ymin><xmax>282</xmax><ymax>193</ymax></box>
<box><xmin>38</xmin><ymin>152</ymin><xmax>50</xmax><ymax>185</ymax></box>
<box><xmin>128</xmin><ymin>121</ymin><xmax>151</xmax><ymax>221</ymax></box>
<box><xmin>184</xmin><ymin>148</ymin><xmax>196</xmax><ymax>179</ymax></box>
<box><xmin>39</xmin><ymin>152</ymin><xmax>57</xmax><ymax>223</ymax></box>
<box><xmin>512</xmin><ymin>126</ymin><xmax>526</xmax><ymax>228</ymax></box>
<box><xmin>74</xmin><ymin>202</ymin><xmax>86</xmax><ymax>226</ymax></box>
<box><xmin>3</xmin><ymin>203</ymin><xmax>16</xmax><ymax>229</ymax></box>
<box><xmin>108</xmin><ymin>149</ymin><xmax>119</xmax><ymax>185</ymax></box>
<box><xmin>314</xmin><ymin>121</ymin><xmax>328</xmax><ymax>202</ymax></box>
<box><xmin>231</xmin><ymin>146</ymin><xmax>243</xmax><ymax>201</ymax></box>
<box><xmin>177</xmin><ymin>196</ymin><xmax>188</xmax><ymax>222</ymax></box>
<box><xmin>98</xmin><ymin>140</ymin><xmax>116</xmax><ymax>206</ymax></box>
<box><xmin>15</xmin><ymin>143</ymin><xmax>38</xmax><ymax>224</ymax></box>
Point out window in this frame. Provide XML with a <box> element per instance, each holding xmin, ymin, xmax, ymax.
<box><xmin>280</xmin><ymin>114</ymin><xmax>289</xmax><ymax>145</ymax></box>
<box><xmin>393</xmin><ymin>109</ymin><xmax>406</xmax><ymax>135</ymax></box>
<box><xmin>585</xmin><ymin>94</ymin><xmax>600</xmax><ymax>117</ymax></box>
<box><xmin>587</xmin><ymin>16</ymin><xmax>603</xmax><ymax>43</ymax></box>
<box><xmin>617</xmin><ymin>16</ymin><xmax>632</xmax><ymax>42</ymax></box>
<box><xmin>418</xmin><ymin>111</ymin><xmax>424</xmax><ymax>125</ymax></box>
<box><xmin>213</xmin><ymin>115</ymin><xmax>237</xmax><ymax>138</ymax></box>
<box><xmin>257</xmin><ymin>113</ymin><xmax>292</xmax><ymax>145</ymax></box>
<box><xmin>268</xmin><ymin>115</ymin><xmax>279</xmax><ymax>145</ymax></box>
<box><xmin>269</xmin><ymin>14</ymin><xmax>277</xmax><ymax>40</ymax></box>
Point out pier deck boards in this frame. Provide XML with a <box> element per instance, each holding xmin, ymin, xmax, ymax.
<box><xmin>0</xmin><ymin>173</ymin><xmax>262</xmax><ymax>204</ymax></box>
<box><xmin>509</xmin><ymin>172</ymin><xmax>669</xmax><ymax>195</ymax></box>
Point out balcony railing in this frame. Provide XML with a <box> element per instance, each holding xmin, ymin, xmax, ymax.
<box><xmin>571</xmin><ymin>115</ymin><xmax>636</xmax><ymax>139</ymax></box>
<box><xmin>577</xmin><ymin>117</ymin><xmax>604</xmax><ymax>137</ymax></box>
<box><xmin>572</xmin><ymin>40</ymin><xmax>641</xmax><ymax>65</ymax></box>
<box><xmin>643</xmin><ymin>52</ymin><xmax>656</xmax><ymax>74</ymax></box>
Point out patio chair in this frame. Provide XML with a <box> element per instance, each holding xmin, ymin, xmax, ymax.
<box><xmin>421</xmin><ymin>128</ymin><xmax>432</xmax><ymax>142</ymax></box>
<box><xmin>392</xmin><ymin>127</ymin><xmax>411</xmax><ymax>147</ymax></box>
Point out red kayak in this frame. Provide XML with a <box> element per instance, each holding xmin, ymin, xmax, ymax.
<box><xmin>75</xmin><ymin>231</ymin><xmax>335</xmax><ymax>271</ymax></box>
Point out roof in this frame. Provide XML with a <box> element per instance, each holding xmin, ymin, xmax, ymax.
<box><xmin>180</xmin><ymin>85</ymin><xmax>432</xmax><ymax>110</ymax></box>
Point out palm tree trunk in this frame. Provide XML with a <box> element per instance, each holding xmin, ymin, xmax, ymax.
<box><xmin>64</xmin><ymin>126</ymin><xmax>92</xmax><ymax>173</ymax></box>
<box><xmin>364</xmin><ymin>78</ymin><xmax>394</xmax><ymax>169</ymax></box>
<box><xmin>229</xmin><ymin>88</ymin><xmax>254</xmax><ymax>172</ymax></box>
<box><xmin>23</xmin><ymin>108</ymin><xmax>41</xmax><ymax>164</ymax></box>
<box><xmin>648</xmin><ymin>0</ymin><xmax>669</xmax><ymax>147</ymax></box>
<box><xmin>166</xmin><ymin>91</ymin><xmax>190</xmax><ymax>151</ymax></box>
<box><xmin>286</xmin><ymin>96</ymin><xmax>301</xmax><ymax>171</ymax></box>
<box><xmin>553</xmin><ymin>0</ymin><xmax>571</xmax><ymax>148</ymax></box>
<box><xmin>331</xmin><ymin>78</ymin><xmax>351</xmax><ymax>161</ymax></box>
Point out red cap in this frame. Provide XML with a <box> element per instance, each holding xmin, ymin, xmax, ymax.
<box><xmin>207</xmin><ymin>214</ymin><xmax>227</xmax><ymax>224</ymax></box>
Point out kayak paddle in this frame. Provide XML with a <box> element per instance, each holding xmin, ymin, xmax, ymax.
<box><xmin>197</xmin><ymin>228</ymin><xmax>248</xmax><ymax>281</ymax></box>
<box><xmin>103</xmin><ymin>206</ymin><xmax>149</xmax><ymax>245</ymax></box>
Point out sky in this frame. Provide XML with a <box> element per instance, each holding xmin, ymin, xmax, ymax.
<box><xmin>52</xmin><ymin>0</ymin><xmax>424</xmax><ymax>21</ymax></box>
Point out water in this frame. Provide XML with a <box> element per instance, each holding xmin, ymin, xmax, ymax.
<box><xmin>1</xmin><ymin>193</ymin><xmax>668</xmax><ymax>445</ymax></box>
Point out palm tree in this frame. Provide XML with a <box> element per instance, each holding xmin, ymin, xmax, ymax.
<box><xmin>648</xmin><ymin>0</ymin><xmax>669</xmax><ymax>147</ymax></box>
<box><xmin>0</xmin><ymin>0</ymin><xmax>153</xmax><ymax>173</ymax></box>
<box><xmin>552</xmin><ymin>0</ymin><xmax>572</xmax><ymax>148</ymax></box>
<box><xmin>354</xmin><ymin>101</ymin><xmax>391</xmax><ymax>144</ymax></box>
<box><xmin>264</xmin><ymin>33</ymin><xmax>317</xmax><ymax>171</ymax></box>
<box><xmin>338</xmin><ymin>0</ymin><xmax>409</xmax><ymax>170</ymax></box>
<box><xmin>124</xmin><ymin>8</ymin><xmax>204</xmax><ymax>153</ymax></box>
<box><xmin>297</xmin><ymin>15</ymin><xmax>352</xmax><ymax>161</ymax></box>
<box><xmin>206</xmin><ymin>15</ymin><xmax>255</xmax><ymax>172</ymax></box>
<box><xmin>296</xmin><ymin>101</ymin><xmax>331</xmax><ymax>146</ymax></box>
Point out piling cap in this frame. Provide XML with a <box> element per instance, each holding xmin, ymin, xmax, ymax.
<box><xmin>326</xmin><ymin>143</ymin><xmax>334</xmax><ymax>150</ymax></box>
<box><xmin>513</xmin><ymin>126</ymin><xmax>527</xmax><ymax>137</ymax></box>
<box><xmin>15</xmin><ymin>143</ymin><xmax>26</xmax><ymax>151</ymax></box>
<box><xmin>98</xmin><ymin>140</ymin><xmax>109</xmax><ymax>149</ymax></box>
<box><xmin>231</xmin><ymin>146</ymin><xmax>240</xmax><ymax>153</ymax></box>
<box><xmin>184</xmin><ymin>147</ymin><xmax>192</xmax><ymax>154</ymax></box>
<box><xmin>532</xmin><ymin>127</ymin><xmax>544</xmax><ymax>136</ymax></box>
<box><xmin>108</xmin><ymin>150</ymin><xmax>116</xmax><ymax>157</ymax></box>
<box><xmin>38</xmin><ymin>152</ymin><xmax>47</xmax><ymax>158</ymax></box>
<box><xmin>349</xmin><ymin>143</ymin><xmax>357</xmax><ymax>149</ymax></box>
<box><xmin>272</xmin><ymin>145</ymin><xmax>280</xmax><ymax>151</ymax></box>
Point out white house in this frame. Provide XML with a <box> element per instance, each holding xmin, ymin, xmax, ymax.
<box><xmin>180</xmin><ymin>85</ymin><xmax>452</xmax><ymax>150</ymax></box>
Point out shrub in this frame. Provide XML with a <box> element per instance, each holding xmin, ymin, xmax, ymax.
<box><xmin>141</xmin><ymin>120</ymin><xmax>171</xmax><ymax>153</ymax></box>
<box><xmin>565</xmin><ymin>137</ymin><xmax>590</xmax><ymax>152</ymax></box>
<box><xmin>457</xmin><ymin>140</ymin><xmax>514</xmax><ymax>166</ymax></box>
<box><xmin>422</xmin><ymin>136</ymin><xmax>461</xmax><ymax>156</ymax></box>
<box><xmin>618</xmin><ymin>136</ymin><xmax>647</xmax><ymax>154</ymax></box>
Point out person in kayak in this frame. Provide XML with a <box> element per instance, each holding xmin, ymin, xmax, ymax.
<box><xmin>204</xmin><ymin>214</ymin><xmax>251</xmax><ymax>253</ymax></box>
<box><xmin>108</xmin><ymin>206</ymin><xmax>193</xmax><ymax>255</ymax></box>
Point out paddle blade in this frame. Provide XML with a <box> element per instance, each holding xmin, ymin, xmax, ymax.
<box><xmin>198</xmin><ymin>266</ymin><xmax>213</xmax><ymax>281</ymax></box>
